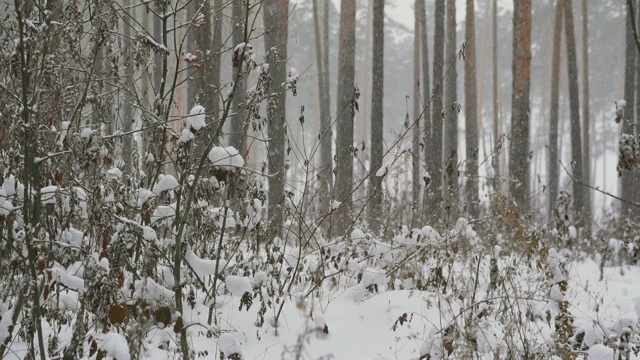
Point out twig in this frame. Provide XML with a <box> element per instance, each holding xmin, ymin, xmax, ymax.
<box><xmin>546</xmin><ymin>145</ymin><xmax>640</xmax><ymax>208</ymax></box>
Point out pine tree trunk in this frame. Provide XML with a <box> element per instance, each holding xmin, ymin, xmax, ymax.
<box><xmin>369</xmin><ymin>0</ymin><xmax>384</xmax><ymax>233</ymax></box>
<box><xmin>581</xmin><ymin>0</ymin><xmax>592</xmax><ymax>226</ymax></box>
<box><xmin>230</xmin><ymin>0</ymin><xmax>246</xmax><ymax>152</ymax></box>
<box><xmin>509</xmin><ymin>0</ymin><xmax>532</xmax><ymax>210</ymax></box>
<box><xmin>549</xmin><ymin>0</ymin><xmax>563</xmax><ymax>218</ymax></box>
<box><xmin>634</xmin><ymin>0</ymin><xmax>640</xmax><ymax>211</ymax></box>
<box><xmin>492</xmin><ymin>0</ymin><xmax>500</xmax><ymax>192</ymax></box>
<box><xmin>622</xmin><ymin>0</ymin><xmax>637</xmax><ymax>215</ymax></box>
<box><xmin>464</xmin><ymin>0</ymin><xmax>479</xmax><ymax>218</ymax></box>
<box><xmin>335</xmin><ymin>0</ymin><xmax>357</xmax><ymax>235</ymax></box>
<box><xmin>313</xmin><ymin>0</ymin><xmax>333</xmax><ymax>228</ymax></box>
<box><xmin>412</xmin><ymin>0</ymin><xmax>422</xmax><ymax>226</ymax></box>
<box><xmin>427</xmin><ymin>0</ymin><xmax>445</xmax><ymax>220</ymax></box>
<box><xmin>564</xmin><ymin>0</ymin><xmax>587</xmax><ymax>222</ymax></box>
<box><xmin>419</xmin><ymin>0</ymin><xmax>430</xmax><ymax>139</ymax></box>
<box><xmin>263</xmin><ymin>0</ymin><xmax>290</xmax><ymax>238</ymax></box>
<box><xmin>443</xmin><ymin>0</ymin><xmax>458</xmax><ymax>210</ymax></box>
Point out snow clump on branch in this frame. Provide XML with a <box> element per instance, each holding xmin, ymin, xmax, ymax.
<box><xmin>208</xmin><ymin>146</ymin><xmax>244</xmax><ymax>169</ymax></box>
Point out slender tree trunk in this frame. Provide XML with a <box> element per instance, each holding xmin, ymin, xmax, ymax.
<box><xmin>634</xmin><ymin>0</ymin><xmax>640</xmax><ymax>210</ymax></box>
<box><xmin>465</xmin><ymin>0</ymin><xmax>479</xmax><ymax>217</ymax></box>
<box><xmin>412</xmin><ymin>0</ymin><xmax>422</xmax><ymax>226</ymax></box>
<box><xmin>211</xmin><ymin>0</ymin><xmax>222</xmax><ymax>124</ymax></box>
<box><xmin>443</xmin><ymin>0</ymin><xmax>458</xmax><ymax>209</ymax></box>
<box><xmin>492</xmin><ymin>0</ymin><xmax>500</xmax><ymax>191</ymax></box>
<box><xmin>335</xmin><ymin>0</ymin><xmax>356</xmax><ymax>235</ymax></box>
<box><xmin>426</xmin><ymin>0</ymin><xmax>445</xmax><ymax>219</ymax></box>
<box><xmin>264</xmin><ymin>0</ymin><xmax>290</xmax><ymax>238</ymax></box>
<box><xmin>622</xmin><ymin>0</ymin><xmax>637</xmax><ymax>214</ymax></box>
<box><xmin>581</xmin><ymin>0</ymin><xmax>592</xmax><ymax>226</ymax></box>
<box><xmin>313</xmin><ymin>0</ymin><xmax>332</xmax><ymax>226</ymax></box>
<box><xmin>549</xmin><ymin>0</ymin><xmax>563</xmax><ymax>218</ymax></box>
<box><xmin>509</xmin><ymin>0</ymin><xmax>532</xmax><ymax>209</ymax></box>
<box><xmin>231</xmin><ymin>0</ymin><xmax>246</xmax><ymax>152</ymax></box>
<box><xmin>369</xmin><ymin>0</ymin><xmax>384</xmax><ymax>233</ymax></box>
<box><xmin>564</xmin><ymin>0</ymin><xmax>586</xmax><ymax>222</ymax></box>
<box><xmin>122</xmin><ymin>0</ymin><xmax>134</xmax><ymax>176</ymax></box>
<box><xmin>419</xmin><ymin>0</ymin><xmax>430</xmax><ymax>133</ymax></box>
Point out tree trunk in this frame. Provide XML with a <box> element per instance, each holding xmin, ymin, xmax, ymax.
<box><xmin>230</xmin><ymin>0</ymin><xmax>246</xmax><ymax>152</ymax></box>
<box><xmin>419</xmin><ymin>0</ymin><xmax>430</xmax><ymax>140</ymax></box>
<box><xmin>412</xmin><ymin>0</ymin><xmax>421</xmax><ymax>226</ymax></box>
<box><xmin>581</xmin><ymin>0</ymin><xmax>592</xmax><ymax>226</ymax></box>
<box><xmin>634</xmin><ymin>0</ymin><xmax>640</xmax><ymax>210</ymax></box>
<box><xmin>509</xmin><ymin>0</ymin><xmax>532</xmax><ymax>210</ymax></box>
<box><xmin>335</xmin><ymin>0</ymin><xmax>357</xmax><ymax>235</ymax></box>
<box><xmin>313</xmin><ymin>0</ymin><xmax>332</xmax><ymax>226</ymax></box>
<box><xmin>211</xmin><ymin>0</ymin><xmax>222</xmax><ymax>125</ymax></box>
<box><xmin>464</xmin><ymin>0</ymin><xmax>479</xmax><ymax>218</ymax></box>
<box><xmin>369</xmin><ymin>0</ymin><xmax>384</xmax><ymax>233</ymax></box>
<box><xmin>492</xmin><ymin>0</ymin><xmax>500</xmax><ymax>192</ymax></box>
<box><xmin>121</xmin><ymin>0</ymin><xmax>134</xmax><ymax>176</ymax></box>
<box><xmin>263</xmin><ymin>0</ymin><xmax>289</xmax><ymax>238</ymax></box>
<box><xmin>564</xmin><ymin>0</ymin><xmax>587</xmax><ymax>222</ymax></box>
<box><xmin>549</xmin><ymin>0</ymin><xmax>563</xmax><ymax>218</ymax></box>
<box><xmin>427</xmin><ymin>0</ymin><xmax>445</xmax><ymax>219</ymax></box>
<box><xmin>443</xmin><ymin>0</ymin><xmax>458</xmax><ymax>210</ymax></box>
<box><xmin>622</xmin><ymin>0</ymin><xmax>637</xmax><ymax>214</ymax></box>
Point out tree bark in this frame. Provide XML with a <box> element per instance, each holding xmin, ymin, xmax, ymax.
<box><xmin>549</xmin><ymin>0</ymin><xmax>563</xmax><ymax>218</ymax></box>
<box><xmin>312</xmin><ymin>0</ymin><xmax>333</xmax><ymax>225</ymax></box>
<box><xmin>443</xmin><ymin>0</ymin><xmax>458</xmax><ymax>209</ymax></box>
<box><xmin>263</xmin><ymin>0</ymin><xmax>290</xmax><ymax>238</ymax></box>
<box><xmin>492</xmin><ymin>0</ymin><xmax>500</xmax><ymax>192</ymax></box>
<box><xmin>509</xmin><ymin>0</ymin><xmax>532</xmax><ymax>210</ymax></box>
<box><xmin>564</xmin><ymin>0</ymin><xmax>587</xmax><ymax>222</ymax></box>
<box><xmin>427</xmin><ymin>0</ymin><xmax>445</xmax><ymax>219</ymax></box>
<box><xmin>335</xmin><ymin>0</ymin><xmax>357</xmax><ymax>235</ymax></box>
<box><xmin>230</xmin><ymin>0</ymin><xmax>246</xmax><ymax>152</ymax></box>
<box><xmin>622</xmin><ymin>0</ymin><xmax>637</xmax><ymax>214</ymax></box>
<box><xmin>369</xmin><ymin>0</ymin><xmax>384</xmax><ymax>233</ymax></box>
<box><xmin>412</xmin><ymin>0</ymin><xmax>422</xmax><ymax>226</ymax></box>
<box><xmin>581</xmin><ymin>0</ymin><xmax>592</xmax><ymax>226</ymax></box>
<box><xmin>464</xmin><ymin>0</ymin><xmax>479</xmax><ymax>218</ymax></box>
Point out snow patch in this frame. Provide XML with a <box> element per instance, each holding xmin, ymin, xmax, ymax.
<box><xmin>208</xmin><ymin>146</ymin><xmax>244</xmax><ymax>169</ymax></box>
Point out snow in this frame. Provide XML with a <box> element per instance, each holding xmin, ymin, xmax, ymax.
<box><xmin>208</xmin><ymin>146</ymin><xmax>244</xmax><ymax>169</ymax></box>
<box><xmin>186</xmin><ymin>105</ymin><xmax>206</xmax><ymax>131</ymax></box>
<box><xmin>41</xmin><ymin>185</ymin><xmax>58</xmax><ymax>204</ymax></box>
<box><xmin>135</xmin><ymin>188</ymin><xmax>153</xmax><ymax>207</ymax></box>
<box><xmin>185</xmin><ymin>248</ymin><xmax>227</xmax><ymax>277</ymax></box>
<box><xmin>330</xmin><ymin>200</ymin><xmax>341</xmax><ymax>210</ymax></box>
<box><xmin>57</xmin><ymin>121</ymin><xmax>70</xmax><ymax>145</ymax></box>
<box><xmin>49</xmin><ymin>267</ymin><xmax>85</xmax><ymax>292</ymax></box>
<box><xmin>180</xmin><ymin>128</ymin><xmax>194</xmax><ymax>143</ymax></box>
<box><xmin>106</xmin><ymin>167</ymin><xmax>122</xmax><ymax>179</ymax></box>
<box><xmin>351</xmin><ymin>228</ymin><xmax>366</xmax><ymax>240</ymax></box>
<box><xmin>152</xmin><ymin>174</ymin><xmax>179</xmax><ymax>194</ymax></box>
<box><xmin>0</xmin><ymin>307</ymin><xmax>15</xmax><ymax>346</ymax></box>
<box><xmin>0</xmin><ymin>200</ymin><xmax>11</xmax><ymax>216</ymax></box>
<box><xmin>376</xmin><ymin>162</ymin><xmax>390</xmax><ymax>176</ymax></box>
<box><xmin>96</xmin><ymin>332</ymin><xmax>131</xmax><ymax>360</ymax></box>
<box><xmin>2</xmin><ymin>175</ymin><xmax>16</xmax><ymax>196</ymax></box>
<box><xmin>217</xmin><ymin>332</ymin><xmax>242</xmax><ymax>357</ymax></box>
<box><xmin>60</xmin><ymin>227</ymin><xmax>84</xmax><ymax>247</ymax></box>
<box><xmin>588</xmin><ymin>344</ymin><xmax>614</xmax><ymax>358</ymax></box>
<box><xmin>80</xmin><ymin>127</ymin><xmax>92</xmax><ymax>144</ymax></box>
<box><xmin>142</xmin><ymin>226</ymin><xmax>156</xmax><ymax>241</ymax></box>
<box><xmin>151</xmin><ymin>203</ymin><xmax>176</xmax><ymax>223</ymax></box>
<box><xmin>225</xmin><ymin>275</ymin><xmax>252</xmax><ymax>297</ymax></box>
<box><xmin>184</xmin><ymin>52</ymin><xmax>198</xmax><ymax>63</ymax></box>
